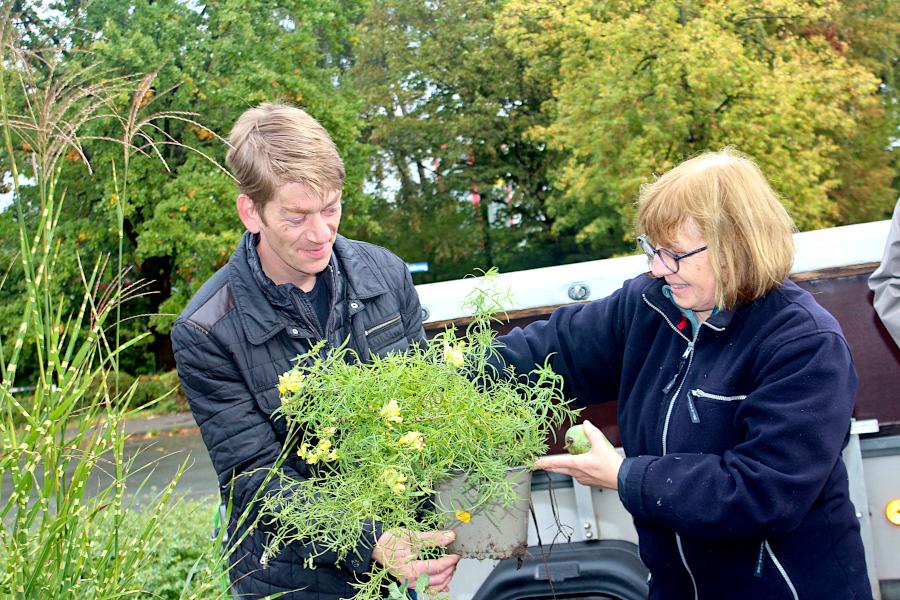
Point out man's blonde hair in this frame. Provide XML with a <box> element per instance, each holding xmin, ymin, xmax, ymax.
<box><xmin>226</xmin><ymin>102</ymin><xmax>345</xmax><ymax>210</ymax></box>
<box><xmin>637</xmin><ymin>148</ymin><xmax>795</xmax><ymax>310</ymax></box>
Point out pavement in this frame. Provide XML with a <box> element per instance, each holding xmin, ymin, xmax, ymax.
<box><xmin>113</xmin><ymin>411</ymin><xmax>220</xmax><ymax>505</ymax></box>
<box><xmin>123</xmin><ymin>410</ymin><xmax>199</xmax><ymax>437</ymax></box>
<box><xmin>2</xmin><ymin>411</ymin><xmax>220</xmax><ymax>511</ymax></box>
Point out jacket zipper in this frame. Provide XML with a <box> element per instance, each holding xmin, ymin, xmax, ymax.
<box><xmin>668</xmin><ymin>338</ymin><xmax>698</xmax><ymax>600</ymax></box>
<box><xmin>642</xmin><ymin>295</ymin><xmax>692</xmax><ymax>344</ymax></box>
<box><xmin>755</xmin><ymin>541</ymin><xmax>766</xmax><ymax>577</ymax></box>
<box><xmin>663</xmin><ymin>344</ymin><xmax>692</xmax><ymax>394</ymax></box>
<box><xmin>323</xmin><ymin>264</ymin><xmax>338</xmax><ymax>341</ymax></box>
<box><xmin>676</xmin><ymin>533</ymin><xmax>699</xmax><ymax>600</ymax></box>
<box><xmin>764</xmin><ymin>541</ymin><xmax>799</xmax><ymax>600</ymax></box>
<box><xmin>292</xmin><ymin>293</ymin><xmax>323</xmax><ymax>340</ymax></box>
<box><xmin>643</xmin><ymin>293</ymin><xmax>694</xmax><ymax>433</ymax></box>
<box><xmin>364</xmin><ymin>315</ymin><xmax>402</xmax><ymax>337</ymax></box>
<box><xmin>291</xmin><ymin>266</ymin><xmax>336</xmax><ymax>358</ymax></box>
<box><xmin>644</xmin><ymin>293</ymin><xmax>704</xmax><ymax>599</ymax></box>
<box><xmin>686</xmin><ymin>390</ymin><xmax>747</xmax><ymax>424</ymax></box>
<box><xmin>661</xmin><ymin>330</ymin><xmax>698</xmax><ymax>456</ymax></box>
<box><xmin>663</xmin><ymin>328</ymin><xmax>700</xmax><ymax>598</ymax></box>
<box><xmin>686</xmin><ymin>390</ymin><xmax>700</xmax><ymax>424</ymax></box>
<box><xmin>646</xmin><ymin>294</ymin><xmax>744</xmax><ymax>600</ymax></box>
<box><xmin>690</xmin><ymin>389</ymin><xmax>747</xmax><ymax>402</ymax></box>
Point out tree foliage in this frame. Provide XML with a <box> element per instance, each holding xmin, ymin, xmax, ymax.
<box><xmin>499</xmin><ymin>0</ymin><xmax>893</xmax><ymax>252</ymax></box>
<box><xmin>1</xmin><ymin>0</ymin><xmax>368</xmax><ymax>372</ymax></box>
<box><xmin>352</xmin><ymin>0</ymin><xmax>595</xmax><ymax>283</ymax></box>
<box><xmin>1</xmin><ymin>0</ymin><xmax>895</xmax><ymax>375</ymax></box>
<box><xmin>830</xmin><ymin>0</ymin><xmax>899</xmax><ymax>222</ymax></box>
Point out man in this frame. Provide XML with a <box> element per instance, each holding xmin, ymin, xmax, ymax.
<box><xmin>869</xmin><ymin>198</ymin><xmax>900</xmax><ymax>348</ymax></box>
<box><xmin>171</xmin><ymin>103</ymin><xmax>459</xmax><ymax>598</ymax></box>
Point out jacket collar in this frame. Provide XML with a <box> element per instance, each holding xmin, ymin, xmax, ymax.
<box><xmin>245</xmin><ymin>233</ymin><xmax>293</xmax><ymax>310</ymax></box>
<box><xmin>641</xmin><ymin>275</ymin><xmax>736</xmax><ymax>336</ymax></box>
<box><xmin>331</xmin><ymin>235</ymin><xmax>392</xmax><ymax>300</ymax></box>
<box><xmin>228</xmin><ymin>232</ymin><xmax>393</xmax><ymax>345</ymax></box>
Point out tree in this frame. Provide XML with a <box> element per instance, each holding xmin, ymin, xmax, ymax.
<box><xmin>1</xmin><ymin>0</ymin><xmax>368</xmax><ymax>373</ymax></box>
<box><xmin>830</xmin><ymin>0</ymin><xmax>899</xmax><ymax>222</ymax></box>
<box><xmin>499</xmin><ymin>0</ymin><xmax>891</xmax><ymax>253</ymax></box>
<box><xmin>351</xmin><ymin>0</ymin><xmax>592</xmax><ymax>283</ymax></box>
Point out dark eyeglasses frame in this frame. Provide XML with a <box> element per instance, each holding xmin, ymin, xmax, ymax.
<box><xmin>636</xmin><ymin>235</ymin><xmax>707</xmax><ymax>273</ymax></box>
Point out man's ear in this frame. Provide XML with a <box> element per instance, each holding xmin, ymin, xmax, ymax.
<box><xmin>236</xmin><ymin>194</ymin><xmax>261</xmax><ymax>234</ymax></box>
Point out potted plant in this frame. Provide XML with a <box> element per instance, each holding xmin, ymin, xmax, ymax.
<box><xmin>259</xmin><ymin>276</ymin><xmax>578</xmax><ymax>599</ymax></box>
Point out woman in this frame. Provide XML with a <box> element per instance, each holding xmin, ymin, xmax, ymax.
<box><xmin>497</xmin><ymin>149</ymin><xmax>871</xmax><ymax>599</ymax></box>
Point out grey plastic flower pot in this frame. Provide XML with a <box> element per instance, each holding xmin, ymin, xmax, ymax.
<box><xmin>434</xmin><ymin>466</ymin><xmax>532</xmax><ymax>560</ymax></box>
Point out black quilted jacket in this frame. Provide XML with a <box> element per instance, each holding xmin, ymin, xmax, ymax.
<box><xmin>171</xmin><ymin>232</ymin><xmax>425</xmax><ymax>598</ymax></box>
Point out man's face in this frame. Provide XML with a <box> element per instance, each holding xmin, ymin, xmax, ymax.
<box><xmin>239</xmin><ymin>182</ymin><xmax>342</xmax><ymax>291</ymax></box>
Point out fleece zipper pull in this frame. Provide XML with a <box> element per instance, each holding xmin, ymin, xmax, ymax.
<box><xmin>686</xmin><ymin>391</ymin><xmax>700</xmax><ymax>424</ymax></box>
<box><xmin>662</xmin><ymin>342</ymin><xmax>693</xmax><ymax>394</ymax></box>
<box><xmin>754</xmin><ymin>541</ymin><xmax>766</xmax><ymax>577</ymax></box>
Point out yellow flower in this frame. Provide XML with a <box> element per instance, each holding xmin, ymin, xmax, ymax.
<box><xmin>380</xmin><ymin>399</ymin><xmax>403</xmax><ymax>424</ymax></box>
<box><xmin>278</xmin><ymin>370</ymin><xmax>305</xmax><ymax>397</ymax></box>
<box><xmin>383</xmin><ymin>468</ymin><xmax>407</xmax><ymax>494</ymax></box>
<box><xmin>297</xmin><ymin>442</ymin><xmax>312</xmax><ymax>460</ymax></box>
<box><xmin>321</xmin><ymin>426</ymin><xmax>337</xmax><ymax>437</ymax></box>
<box><xmin>297</xmin><ymin>439</ymin><xmax>338</xmax><ymax>463</ymax></box>
<box><xmin>442</xmin><ymin>342</ymin><xmax>465</xmax><ymax>369</ymax></box>
<box><xmin>455</xmin><ymin>510</ymin><xmax>471</xmax><ymax>523</ymax></box>
<box><xmin>398</xmin><ymin>431</ymin><xmax>425</xmax><ymax>451</ymax></box>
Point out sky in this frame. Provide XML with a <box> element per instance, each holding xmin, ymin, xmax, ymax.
<box><xmin>1</xmin><ymin>172</ymin><xmax>13</xmax><ymax>211</ymax></box>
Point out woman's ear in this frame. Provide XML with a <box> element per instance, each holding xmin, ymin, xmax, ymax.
<box><xmin>236</xmin><ymin>194</ymin><xmax>261</xmax><ymax>233</ymax></box>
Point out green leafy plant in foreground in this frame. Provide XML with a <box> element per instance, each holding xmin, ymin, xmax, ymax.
<box><xmin>260</xmin><ymin>272</ymin><xmax>579</xmax><ymax>599</ymax></box>
<box><xmin>110</xmin><ymin>497</ymin><xmax>225</xmax><ymax>600</ymax></box>
<box><xmin>0</xmin><ymin>8</ymin><xmax>227</xmax><ymax>598</ymax></box>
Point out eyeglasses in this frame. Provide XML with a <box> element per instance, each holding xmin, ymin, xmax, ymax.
<box><xmin>636</xmin><ymin>235</ymin><xmax>707</xmax><ymax>273</ymax></box>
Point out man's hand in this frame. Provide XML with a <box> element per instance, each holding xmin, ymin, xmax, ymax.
<box><xmin>534</xmin><ymin>420</ymin><xmax>623</xmax><ymax>489</ymax></box>
<box><xmin>373</xmin><ymin>529</ymin><xmax>460</xmax><ymax>592</ymax></box>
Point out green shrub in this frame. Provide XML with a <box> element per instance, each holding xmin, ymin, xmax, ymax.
<box><xmin>132</xmin><ymin>370</ymin><xmax>189</xmax><ymax>414</ymax></box>
<box><xmin>87</xmin><ymin>371</ymin><xmax>138</xmax><ymax>406</ymax></box>
<box><xmin>122</xmin><ymin>497</ymin><xmax>227</xmax><ymax>599</ymax></box>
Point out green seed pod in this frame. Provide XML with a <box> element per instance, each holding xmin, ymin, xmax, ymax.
<box><xmin>564</xmin><ymin>424</ymin><xmax>591</xmax><ymax>455</ymax></box>
<box><xmin>564</xmin><ymin>423</ymin><xmax>615</xmax><ymax>454</ymax></box>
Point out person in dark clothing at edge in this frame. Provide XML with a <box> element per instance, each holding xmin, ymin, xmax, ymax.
<box><xmin>494</xmin><ymin>149</ymin><xmax>872</xmax><ymax>600</ymax></box>
<box><xmin>170</xmin><ymin>103</ymin><xmax>459</xmax><ymax>598</ymax></box>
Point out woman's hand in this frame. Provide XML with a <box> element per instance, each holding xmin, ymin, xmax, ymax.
<box><xmin>533</xmin><ymin>420</ymin><xmax>623</xmax><ymax>489</ymax></box>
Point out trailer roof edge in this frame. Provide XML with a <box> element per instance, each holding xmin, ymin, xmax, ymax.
<box><xmin>415</xmin><ymin>220</ymin><xmax>892</xmax><ymax>324</ymax></box>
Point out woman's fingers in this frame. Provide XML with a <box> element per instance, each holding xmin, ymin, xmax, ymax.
<box><xmin>534</xmin><ymin>454</ymin><xmax>580</xmax><ymax>472</ymax></box>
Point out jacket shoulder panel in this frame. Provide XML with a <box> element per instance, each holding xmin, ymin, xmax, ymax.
<box><xmin>178</xmin><ymin>264</ymin><xmax>230</xmax><ymax>318</ymax></box>
<box><xmin>188</xmin><ymin>285</ymin><xmax>235</xmax><ymax>334</ymax></box>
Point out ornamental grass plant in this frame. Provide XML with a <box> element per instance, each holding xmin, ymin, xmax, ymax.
<box><xmin>0</xmin><ymin>9</ymin><xmax>229</xmax><ymax>598</ymax></box>
<box><xmin>261</xmin><ymin>276</ymin><xmax>579</xmax><ymax>599</ymax></box>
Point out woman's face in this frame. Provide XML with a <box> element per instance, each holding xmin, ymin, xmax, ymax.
<box><xmin>649</xmin><ymin>220</ymin><xmax>718</xmax><ymax>322</ymax></box>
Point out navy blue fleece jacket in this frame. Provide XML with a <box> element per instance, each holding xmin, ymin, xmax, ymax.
<box><xmin>496</xmin><ymin>274</ymin><xmax>871</xmax><ymax>600</ymax></box>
